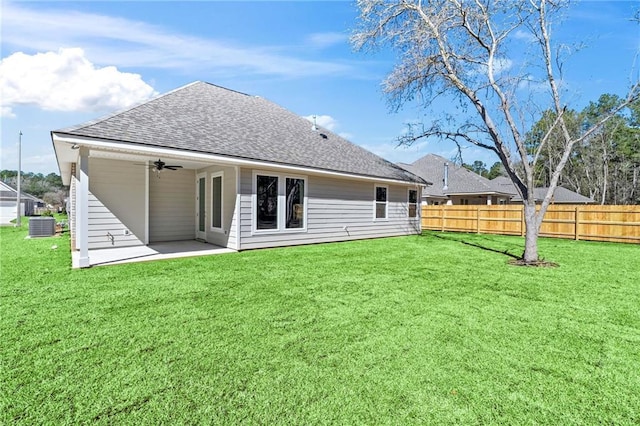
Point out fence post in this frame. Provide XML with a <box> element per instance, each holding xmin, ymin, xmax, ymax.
<box><xmin>441</xmin><ymin>205</ymin><xmax>445</xmax><ymax>232</ymax></box>
<box><xmin>575</xmin><ymin>205</ymin><xmax>581</xmax><ymax>240</ymax></box>
<box><xmin>520</xmin><ymin>206</ymin><xmax>525</xmax><ymax>237</ymax></box>
<box><xmin>477</xmin><ymin>206</ymin><xmax>481</xmax><ymax>234</ymax></box>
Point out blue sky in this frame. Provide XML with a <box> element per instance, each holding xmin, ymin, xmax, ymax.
<box><xmin>1</xmin><ymin>0</ymin><xmax>639</xmax><ymax>176</ymax></box>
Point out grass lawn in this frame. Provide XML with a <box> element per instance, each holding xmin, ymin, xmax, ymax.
<box><xmin>1</xmin><ymin>222</ymin><xmax>639</xmax><ymax>424</ymax></box>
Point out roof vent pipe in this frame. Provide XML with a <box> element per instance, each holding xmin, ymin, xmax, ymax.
<box><xmin>311</xmin><ymin>115</ymin><xmax>318</xmax><ymax>131</ymax></box>
<box><xmin>443</xmin><ymin>163</ymin><xmax>449</xmax><ymax>190</ymax></box>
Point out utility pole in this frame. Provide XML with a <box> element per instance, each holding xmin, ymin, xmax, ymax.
<box><xmin>16</xmin><ymin>131</ymin><xmax>22</xmax><ymax>227</ymax></box>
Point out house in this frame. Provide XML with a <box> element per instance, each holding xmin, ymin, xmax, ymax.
<box><xmin>490</xmin><ymin>176</ymin><xmax>595</xmax><ymax>204</ymax></box>
<box><xmin>398</xmin><ymin>153</ymin><xmax>595</xmax><ymax>205</ymax></box>
<box><xmin>52</xmin><ymin>81</ymin><xmax>425</xmax><ymax>268</ymax></box>
<box><xmin>0</xmin><ymin>181</ymin><xmax>44</xmax><ymax>224</ymax></box>
<box><xmin>398</xmin><ymin>154</ymin><xmax>513</xmax><ymax>205</ymax></box>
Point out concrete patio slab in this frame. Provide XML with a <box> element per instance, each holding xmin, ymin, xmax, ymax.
<box><xmin>72</xmin><ymin>240</ymin><xmax>235</xmax><ymax>268</ymax></box>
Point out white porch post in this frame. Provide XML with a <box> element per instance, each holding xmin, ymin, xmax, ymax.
<box><xmin>234</xmin><ymin>165</ymin><xmax>241</xmax><ymax>250</ymax></box>
<box><xmin>487</xmin><ymin>195</ymin><xmax>492</xmax><ymax>205</ymax></box>
<box><xmin>77</xmin><ymin>147</ymin><xmax>90</xmax><ymax>268</ymax></box>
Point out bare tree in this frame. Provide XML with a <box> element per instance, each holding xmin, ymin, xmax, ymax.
<box><xmin>352</xmin><ymin>0</ymin><xmax>639</xmax><ymax>263</ymax></box>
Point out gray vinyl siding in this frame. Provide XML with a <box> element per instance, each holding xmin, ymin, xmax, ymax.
<box><xmin>238</xmin><ymin>168</ymin><xmax>421</xmax><ymax>250</ymax></box>
<box><xmin>149</xmin><ymin>168</ymin><xmax>196</xmax><ymax>242</ymax></box>
<box><xmin>87</xmin><ymin>158</ymin><xmax>145</xmax><ymax>249</ymax></box>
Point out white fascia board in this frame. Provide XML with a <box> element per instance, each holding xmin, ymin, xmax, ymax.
<box><xmin>445</xmin><ymin>191</ymin><xmax>512</xmax><ymax>196</ymax></box>
<box><xmin>51</xmin><ymin>133</ymin><xmax>425</xmax><ymax>187</ymax></box>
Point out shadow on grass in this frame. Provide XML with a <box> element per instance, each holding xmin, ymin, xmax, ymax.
<box><xmin>423</xmin><ymin>231</ymin><xmax>521</xmax><ymax>259</ymax></box>
<box><xmin>423</xmin><ymin>232</ymin><xmax>560</xmax><ymax>267</ymax></box>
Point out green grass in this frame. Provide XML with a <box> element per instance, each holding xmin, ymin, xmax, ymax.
<box><xmin>2</xmin><ymin>223</ymin><xmax>639</xmax><ymax>425</ymax></box>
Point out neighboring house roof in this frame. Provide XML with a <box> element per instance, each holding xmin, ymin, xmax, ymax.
<box><xmin>398</xmin><ymin>154</ymin><xmax>512</xmax><ymax>198</ymax></box>
<box><xmin>490</xmin><ymin>176</ymin><xmax>518</xmax><ymax>195</ymax></box>
<box><xmin>490</xmin><ymin>176</ymin><xmax>595</xmax><ymax>204</ymax></box>
<box><xmin>53</xmin><ymin>81</ymin><xmax>424</xmax><ymax>185</ymax></box>
<box><xmin>0</xmin><ymin>181</ymin><xmax>43</xmax><ymax>202</ymax></box>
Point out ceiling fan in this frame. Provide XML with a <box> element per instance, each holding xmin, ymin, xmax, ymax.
<box><xmin>136</xmin><ymin>159</ymin><xmax>183</xmax><ymax>177</ymax></box>
<box><xmin>151</xmin><ymin>159</ymin><xmax>182</xmax><ymax>171</ymax></box>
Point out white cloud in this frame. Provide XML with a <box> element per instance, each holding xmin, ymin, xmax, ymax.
<box><xmin>476</xmin><ymin>58</ymin><xmax>513</xmax><ymax>76</ymax></box>
<box><xmin>0</xmin><ymin>48</ymin><xmax>156</xmax><ymax>116</ymax></box>
<box><xmin>1</xmin><ymin>106</ymin><xmax>16</xmax><ymax>118</ymax></box>
<box><xmin>304</xmin><ymin>114</ymin><xmax>338</xmax><ymax>131</ymax></box>
<box><xmin>306</xmin><ymin>32</ymin><xmax>348</xmax><ymax>49</ymax></box>
<box><xmin>0</xmin><ymin>140</ymin><xmax>57</xmax><ymax>173</ymax></box>
<box><xmin>2</xmin><ymin>3</ymin><xmax>354</xmax><ymax>79</ymax></box>
<box><xmin>513</xmin><ymin>30</ymin><xmax>537</xmax><ymax>43</ymax></box>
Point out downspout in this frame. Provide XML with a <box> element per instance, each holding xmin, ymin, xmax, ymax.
<box><xmin>443</xmin><ymin>163</ymin><xmax>449</xmax><ymax>191</ymax></box>
<box><xmin>416</xmin><ymin>183</ymin><xmax>422</xmax><ymax>234</ymax></box>
<box><xmin>16</xmin><ymin>132</ymin><xmax>22</xmax><ymax>227</ymax></box>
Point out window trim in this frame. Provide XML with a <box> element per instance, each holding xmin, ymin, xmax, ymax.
<box><xmin>252</xmin><ymin>170</ymin><xmax>308</xmax><ymax>235</ymax></box>
<box><xmin>210</xmin><ymin>172</ymin><xmax>224</xmax><ymax>233</ymax></box>
<box><xmin>408</xmin><ymin>188</ymin><xmax>419</xmax><ymax>219</ymax></box>
<box><xmin>373</xmin><ymin>184</ymin><xmax>388</xmax><ymax>221</ymax></box>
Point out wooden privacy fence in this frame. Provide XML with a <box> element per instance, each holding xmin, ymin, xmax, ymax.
<box><xmin>421</xmin><ymin>205</ymin><xmax>640</xmax><ymax>244</ymax></box>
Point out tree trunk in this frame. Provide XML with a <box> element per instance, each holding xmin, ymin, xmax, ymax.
<box><xmin>632</xmin><ymin>166</ymin><xmax>638</xmax><ymax>203</ymax></box>
<box><xmin>601</xmin><ymin>154</ymin><xmax>608</xmax><ymax>205</ymax></box>
<box><xmin>522</xmin><ymin>201</ymin><xmax>540</xmax><ymax>263</ymax></box>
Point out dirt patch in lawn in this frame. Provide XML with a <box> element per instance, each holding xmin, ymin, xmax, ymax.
<box><xmin>508</xmin><ymin>258</ymin><xmax>559</xmax><ymax>268</ymax></box>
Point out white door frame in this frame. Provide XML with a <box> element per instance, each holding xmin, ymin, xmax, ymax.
<box><xmin>196</xmin><ymin>172</ymin><xmax>207</xmax><ymax>240</ymax></box>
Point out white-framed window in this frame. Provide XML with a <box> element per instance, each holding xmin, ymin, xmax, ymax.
<box><xmin>374</xmin><ymin>185</ymin><xmax>388</xmax><ymax>220</ymax></box>
<box><xmin>408</xmin><ymin>189</ymin><xmax>418</xmax><ymax>218</ymax></box>
<box><xmin>285</xmin><ymin>177</ymin><xmax>305</xmax><ymax>229</ymax></box>
<box><xmin>253</xmin><ymin>171</ymin><xmax>307</xmax><ymax>234</ymax></box>
<box><xmin>255</xmin><ymin>173</ymin><xmax>279</xmax><ymax>231</ymax></box>
<box><xmin>211</xmin><ymin>172</ymin><xmax>223</xmax><ymax>232</ymax></box>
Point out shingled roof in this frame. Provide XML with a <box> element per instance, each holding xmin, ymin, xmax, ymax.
<box><xmin>491</xmin><ymin>176</ymin><xmax>595</xmax><ymax>204</ymax></box>
<box><xmin>0</xmin><ymin>181</ymin><xmax>43</xmax><ymax>202</ymax></box>
<box><xmin>54</xmin><ymin>81</ymin><xmax>423</xmax><ymax>184</ymax></box>
<box><xmin>398</xmin><ymin>154</ymin><xmax>512</xmax><ymax>198</ymax></box>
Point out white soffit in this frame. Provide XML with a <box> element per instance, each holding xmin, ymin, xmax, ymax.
<box><xmin>52</xmin><ymin>133</ymin><xmax>425</xmax><ymax>186</ymax></box>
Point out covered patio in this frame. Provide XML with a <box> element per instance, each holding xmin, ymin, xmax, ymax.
<box><xmin>72</xmin><ymin>240</ymin><xmax>235</xmax><ymax>268</ymax></box>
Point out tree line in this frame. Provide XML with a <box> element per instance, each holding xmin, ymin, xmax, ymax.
<box><xmin>527</xmin><ymin>95</ymin><xmax>640</xmax><ymax>205</ymax></box>
<box><xmin>1</xmin><ymin>170</ymin><xmax>67</xmax><ymax>207</ymax></box>
<box><xmin>460</xmin><ymin>95</ymin><xmax>640</xmax><ymax>206</ymax></box>
<box><xmin>462</xmin><ymin>160</ymin><xmax>504</xmax><ymax>180</ymax></box>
